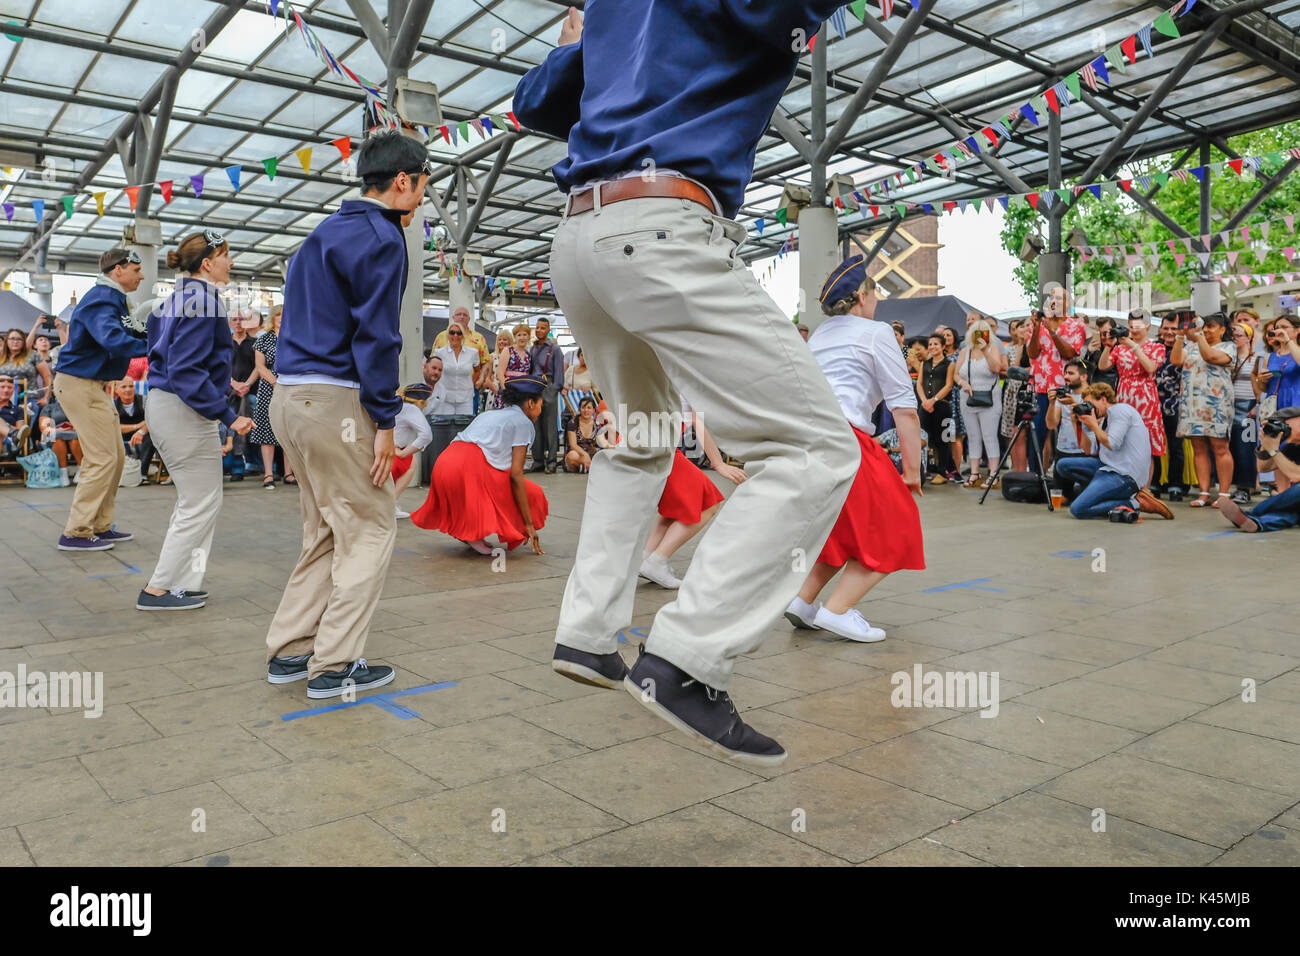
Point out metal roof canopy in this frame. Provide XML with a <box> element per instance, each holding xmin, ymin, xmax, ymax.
<box><xmin>1</xmin><ymin>0</ymin><xmax>1299</xmax><ymax>300</ymax></box>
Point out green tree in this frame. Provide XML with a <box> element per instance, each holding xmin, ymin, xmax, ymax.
<box><xmin>999</xmin><ymin>120</ymin><xmax>1300</xmax><ymax>303</ymax></box>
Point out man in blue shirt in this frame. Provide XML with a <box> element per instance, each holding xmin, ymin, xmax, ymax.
<box><xmin>52</xmin><ymin>247</ymin><xmax>149</xmax><ymax>551</ymax></box>
<box><xmin>264</xmin><ymin>130</ymin><xmax>429</xmax><ymax>701</ymax></box>
<box><xmin>520</xmin><ymin>3</ymin><xmax>858</xmax><ymax>766</ymax></box>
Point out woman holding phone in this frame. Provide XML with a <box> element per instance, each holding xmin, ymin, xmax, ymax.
<box><xmin>1254</xmin><ymin>315</ymin><xmax>1300</xmax><ymax>492</ymax></box>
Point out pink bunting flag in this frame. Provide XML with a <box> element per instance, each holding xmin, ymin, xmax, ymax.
<box><xmin>1261</xmin><ymin>223</ymin><xmax>1271</xmax><ymax>241</ymax></box>
<box><xmin>1284</xmin><ymin>248</ymin><xmax>1296</xmax><ymax>264</ymax></box>
<box><xmin>1182</xmin><ymin>237</ymin><xmax>1192</xmax><ymax>253</ymax></box>
<box><xmin>1200</xmin><ymin>234</ymin><xmax>1211</xmax><ymax>250</ymax></box>
<box><xmin>1286</xmin><ymin>215</ymin><xmax>1296</xmax><ymax>233</ymax></box>
<box><xmin>1174</xmin><ymin>253</ymin><xmax>1186</xmax><ymax>267</ymax></box>
<box><xmin>1227</xmin><ymin>251</ymin><xmax>1240</xmax><ymax>268</ymax></box>
<box><xmin>1240</xmin><ymin>226</ymin><xmax>1251</xmax><ymax>242</ymax></box>
<box><xmin>1166</xmin><ymin>239</ymin><xmax>1176</xmax><ymax>253</ymax></box>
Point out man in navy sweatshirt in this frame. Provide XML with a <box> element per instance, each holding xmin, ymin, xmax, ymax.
<box><xmin>522</xmin><ymin>3</ymin><xmax>859</xmax><ymax>766</ymax></box>
<box><xmin>264</xmin><ymin>130</ymin><xmax>429</xmax><ymax>700</ymax></box>
<box><xmin>53</xmin><ymin>247</ymin><xmax>149</xmax><ymax>551</ymax></box>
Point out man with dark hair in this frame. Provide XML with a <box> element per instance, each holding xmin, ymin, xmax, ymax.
<box><xmin>528</xmin><ymin>317</ymin><xmax>563</xmax><ymax>472</ymax></box>
<box><xmin>517</xmin><ymin>4</ymin><xmax>858</xmax><ymax>765</ymax></box>
<box><xmin>264</xmin><ymin>130</ymin><xmax>428</xmax><ymax>700</ymax></box>
<box><xmin>51</xmin><ymin>247</ymin><xmax>149</xmax><ymax>550</ymax></box>
<box><xmin>1045</xmin><ymin>359</ymin><xmax>1091</xmax><ymax>502</ymax></box>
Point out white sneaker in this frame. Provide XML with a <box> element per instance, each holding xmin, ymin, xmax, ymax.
<box><xmin>813</xmin><ymin>606</ymin><xmax>886</xmax><ymax>643</ymax></box>
<box><xmin>394</xmin><ymin>508</ymin><xmax>411</xmax><ymax>519</ymax></box>
<box><xmin>784</xmin><ymin>597</ymin><xmax>822</xmax><ymax>630</ymax></box>
<box><xmin>638</xmin><ymin>554</ymin><xmax>682</xmax><ymax>589</ymax></box>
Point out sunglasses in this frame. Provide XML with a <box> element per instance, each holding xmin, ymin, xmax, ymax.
<box><xmin>448</xmin><ymin>330</ymin><xmax>463</xmax><ymax>336</ymax></box>
<box><xmin>110</xmin><ymin>250</ymin><xmax>143</xmax><ymax>269</ymax></box>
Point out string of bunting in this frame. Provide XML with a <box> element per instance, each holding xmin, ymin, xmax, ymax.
<box><xmin>0</xmin><ymin>139</ymin><xmax>354</xmax><ymax>224</ymax></box>
<box><xmin>1214</xmin><ymin>272</ymin><xmax>1300</xmax><ymax>289</ymax></box>
<box><xmin>837</xmin><ymin>0</ymin><xmax>1200</xmax><ymax>207</ymax></box>
<box><xmin>1075</xmin><ymin>208</ymin><xmax>1299</xmax><ymax>270</ymax></box>
<box><xmin>751</xmin><ymin>144</ymin><xmax>1300</xmax><ymax>239</ymax></box>
<box><xmin>423</xmin><ymin>239</ymin><xmax>552</xmax><ymax>295</ymax></box>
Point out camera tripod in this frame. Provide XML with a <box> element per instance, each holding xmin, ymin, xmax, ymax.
<box><xmin>978</xmin><ymin>412</ymin><xmax>1055</xmax><ymax>512</ymax></box>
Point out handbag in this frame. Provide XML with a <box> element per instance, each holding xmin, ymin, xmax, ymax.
<box><xmin>966</xmin><ymin>352</ymin><xmax>995</xmax><ymax>408</ymax></box>
<box><xmin>17</xmin><ymin>447</ymin><xmax>63</xmax><ymax>489</ymax></box>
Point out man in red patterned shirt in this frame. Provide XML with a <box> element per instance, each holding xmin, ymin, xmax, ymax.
<box><xmin>1026</xmin><ymin>286</ymin><xmax>1086</xmax><ymax>470</ymax></box>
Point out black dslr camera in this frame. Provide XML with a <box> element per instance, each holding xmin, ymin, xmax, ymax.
<box><xmin>1109</xmin><ymin>324</ymin><xmax>1129</xmax><ymax>340</ymax></box>
<box><xmin>1074</xmin><ymin>401</ymin><xmax>1096</xmax><ymax>420</ymax></box>
<box><xmin>1263</xmin><ymin>416</ymin><xmax>1293</xmax><ymax>442</ymax></box>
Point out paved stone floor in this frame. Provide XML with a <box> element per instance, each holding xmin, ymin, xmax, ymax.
<box><xmin>1</xmin><ymin>470</ymin><xmax>1297</xmax><ymax>867</ymax></box>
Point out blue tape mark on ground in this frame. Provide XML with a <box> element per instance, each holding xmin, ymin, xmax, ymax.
<box><xmin>922</xmin><ymin>577</ymin><xmax>1005</xmax><ymax>593</ymax></box>
<box><xmin>280</xmin><ymin>680</ymin><xmax>458</xmax><ymax>722</ymax></box>
<box><xmin>1050</xmin><ymin>550</ymin><xmax>1090</xmax><ymax>559</ymax></box>
<box><xmin>88</xmin><ymin>564</ymin><xmax>141</xmax><ymax>579</ymax></box>
<box><xmin>0</xmin><ymin>502</ymin><xmax>64</xmax><ymax>511</ymax></box>
<box><xmin>617</xmin><ymin>626</ymin><xmax>650</xmax><ymax>644</ymax></box>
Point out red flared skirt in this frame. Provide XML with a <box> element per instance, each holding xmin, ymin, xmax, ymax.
<box><xmin>391</xmin><ymin>454</ymin><xmax>413</xmax><ymax>480</ymax></box>
<box><xmin>819</xmin><ymin>427</ymin><xmax>926</xmax><ymax>573</ymax></box>
<box><xmin>659</xmin><ymin>449</ymin><xmax>725</xmax><ymax>524</ymax></box>
<box><xmin>410</xmin><ymin>441</ymin><xmax>549</xmax><ymax>550</ymax></box>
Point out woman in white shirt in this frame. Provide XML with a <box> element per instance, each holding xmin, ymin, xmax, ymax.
<box><xmin>392</xmin><ymin>384</ymin><xmax>434</xmax><ymax>519</ymax></box>
<box><xmin>411</xmin><ymin>375</ymin><xmax>549</xmax><ymax>555</ymax></box>
<box><xmin>785</xmin><ymin>260</ymin><xmax>925</xmax><ymax>643</ymax></box>
<box><xmin>430</xmin><ymin>323</ymin><xmax>480</xmax><ymax>417</ymax></box>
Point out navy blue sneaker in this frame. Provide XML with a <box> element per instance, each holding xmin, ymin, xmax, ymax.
<box><xmin>624</xmin><ymin>646</ymin><xmax>787</xmax><ymax>767</ymax></box>
<box><xmin>136</xmin><ymin>588</ymin><xmax>206</xmax><ymax>611</ymax></box>
<box><xmin>182</xmin><ymin>590</ymin><xmax>209</xmax><ymax>600</ymax></box>
<box><xmin>552</xmin><ymin>643</ymin><xmax>628</xmax><ymax>689</ymax></box>
<box><xmin>306</xmin><ymin>659</ymin><xmax>395</xmax><ymax>699</ymax></box>
<box><xmin>268</xmin><ymin>655</ymin><xmax>311</xmax><ymax>684</ymax></box>
<box><xmin>57</xmin><ymin>534</ymin><xmax>113</xmax><ymax>552</ymax></box>
<box><xmin>97</xmin><ymin>525</ymin><xmax>134</xmax><ymax>543</ymax></box>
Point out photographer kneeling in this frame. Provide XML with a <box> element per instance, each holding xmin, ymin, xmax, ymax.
<box><xmin>1220</xmin><ymin>407</ymin><xmax>1300</xmax><ymax>532</ymax></box>
<box><xmin>1054</xmin><ymin>384</ymin><xmax>1171</xmax><ymax>520</ymax></box>
<box><xmin>1046</xmin><ymin>360</ymin><xmax>1092</xmax><ymax>503</ymax></box>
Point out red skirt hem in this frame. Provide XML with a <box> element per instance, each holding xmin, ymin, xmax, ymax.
<box><xmin>818</xmin><ymin>427</ymin><xmax>926</xmax><ymax>572</ymax></box>
<box><xmin>658</xmin><ymin>449</ymin><xmax>725</xmax><ymax>524</ymax></box>
<box><xmin>410</xmin><ymin>441</ymin><xmax>548</xmax><ymax>550</ymax></box>
<box><xmin>392</xmin><ymin>454</ymin><xmax>413</xmax><ymax>480</ymax></box>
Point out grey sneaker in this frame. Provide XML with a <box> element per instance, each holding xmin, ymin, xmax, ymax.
<box><xmin>136</xmin><ymin>588</ymin><xmax>206</xmax><ymax>611</ymax></box>
<box><xmin>267</xmin><ymin>655</ymin><xmax>311</xmax><ymax>684</ymax></box>
<box><xmin>306</xmin><ymin>659</ymin><xmax>395</xmax><ymax>699</ymax></box>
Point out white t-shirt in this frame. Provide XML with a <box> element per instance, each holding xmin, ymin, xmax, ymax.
<box><xmin>394</xmin><ymin>402</ymin><xmax>432</xmax><ymax>451</ymax></box>
<box><xmin>434</xmin><ymin>346</ymin><xmax>480</xmax><ymax>404</ymax></box>
<box><xmin>454</xmin><ymin>405</ymin><xmax>535</xmax><ymax>470</ymax></box>
<box><xmin>808</xmin><ymin>314</ymin><xmax>917</xmax><ymax>435</ymax></box>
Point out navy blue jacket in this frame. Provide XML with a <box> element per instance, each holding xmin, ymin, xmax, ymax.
<box><xmin>55</xmin><ymin>279</ymin><xmax>148</xmax><ymax>382</ymax></box>
<box><xmin>146</xmin><ymin>276</ymin><xmax>236</xmax><ymax>426</ymax></box>
<box><xmin>513</xmin><ymin>1</ymin><xmax>845</xmax><ymax>219</ymax></box>
<box><xmin>276</xmin><ymin>199</ymin><xmax>407</xmax><ymax>430</ymax></box>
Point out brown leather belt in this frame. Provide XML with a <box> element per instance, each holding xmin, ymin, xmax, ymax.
<box><xmin>565</xmin><ymin>176</ymin><xmax>718</xmax><ymax>217</ymax></box>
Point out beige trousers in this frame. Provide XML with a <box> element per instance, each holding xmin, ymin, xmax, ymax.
<box><xmin>549</xmin><ymin>196</ymin><xmax>858</xmax><ymax>690</ymax></box>
<box><xmin>54</xmin><ymin>373</ymin><xmax>125</xmax><ymax>538</ymax></box>
<box><xmin>266</xmin><ymin>383</ymin><xmax>396</xmax><ymax>679</ymax></box>
<box><xmin>144</xmin><ymin>388</ymin><xmax>222</xmax><ymax>592</ymax></box>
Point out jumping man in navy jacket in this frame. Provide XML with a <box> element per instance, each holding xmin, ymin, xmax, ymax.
<box><xmin>53</xmin><ymin>247</ymin><xmax>150</xmax><ymax>551</ymax></box>
<box><xmin>522</xmin><ymin>3</ymin><xmax>860</xmax><ymax>766</ymax></box>
<box><xmin>264</xmin><ymin>131</ymin><xmax>430</xmax><ymax>700</ymax></box>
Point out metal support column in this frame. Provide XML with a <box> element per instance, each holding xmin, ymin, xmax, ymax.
<box><xmin>799</xmin><ymin>25</ymin><xmax>839</xmax><ymax>332</ymax></box>
<box><xmin>1039</xmin><ymin>98</ymin><xmax>1068</xmax><ymax>304</ymax></box>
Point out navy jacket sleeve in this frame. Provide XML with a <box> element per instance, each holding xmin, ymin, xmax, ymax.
<box><xmin>341</xmin><ymin>221</ymin><xmax>405</xmax><ymax>431</ymax></box>
<box><xmin>167</xmin><ymin>296</ymin><xmax>236</xmax><ymax>425</ymax></box>
<box><xmin>513</xmin><ymin>41</ymin><xmax>583</xmax><ymax>140</ymax></box>
<box><xmin>84</xmin><ymin>295</ymin><xmax>148</xmax><ymax>361</ymax></box>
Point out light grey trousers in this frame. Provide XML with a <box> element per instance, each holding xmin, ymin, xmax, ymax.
<box><xmin>144</xmin><ymin>388</ymin><xmax>223</xmax><ymax>592</ymax></box>
<box><xmin>549</xmin><ymin>194</ymin><xmax>858</xmax><ymax>689</ymax></box>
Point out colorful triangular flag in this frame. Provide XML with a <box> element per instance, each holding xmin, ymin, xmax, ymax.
<box><xmin>61</xmin><ymin>196</ymin><xmax>74</xmax><ymax>219</ymax></box>
<box><xmin>226</xmin><ymin>165</ymin><xmax>242</xmax><ymax>192</ymax></box>
<box><xmin>190</xmin><ymin>174</ymin><xmax>204</xmax><ymax>198</ymax></box>
<box><xmin>296</xmin><ymin>148</ymin><xmax>312</xmax><ymax>176</ymax></box>
<box><xmin>333</xmin><ymin>136</ymin><xmax>351</xmax><ymax>162</ymax></box>
<box><xmin>159</xmin><ymin>180</ymin><xmax>173</xmax><ymax>203</ymax></box>
<box><xmin>263</xmin><ymin>157</ymin><xmax>278</xmax><ymax>180</ymax></box>
<box><xmin>124</xmin><ymin>187</ymin><xmax>139</xmax><ymax>211</ymax></box>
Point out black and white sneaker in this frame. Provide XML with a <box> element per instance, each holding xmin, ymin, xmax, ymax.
<box><xmin>552</xmin><ymin>643</ymin><xmax>628</xmax><ymax>689</ymax></box>
<box><xmin>267</xmin><ymin>655</ymin><xmax>311</xmax><ymax>684</ymax></box>
<box><xmin>306</xmin><ymin>658</ymin><xmax>395</xmax><ymax>699</ymax></box>
<box><xmin>136</xmin><ymin>588</ymin><xmax>206</xmax><ymax>611</ymax></box>
<box><xmin>623</xmin><ymin>646</ymin><xmax>787</xmax><ymax>767</ymax></box>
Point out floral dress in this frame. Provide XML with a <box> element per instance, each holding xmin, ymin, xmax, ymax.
<box><xmin>1177</xmin><ymin>340</ymin><xmax>1233</xmax><ymax>439</ymax></box>
<box><xmin>491</xmin><ymin>347</ymin><xmax>533</xmax><ymax>410</ymax></box>
<box><xmin>1113</xmin><ymin>339</ymin><xmax>1166</xmax><ymax>455</ymax></box>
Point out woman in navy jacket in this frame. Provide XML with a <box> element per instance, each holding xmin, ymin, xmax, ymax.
<box><xmin>136</xmin><ymin>230</ymin><xmax>254</xmax><ymax>612</ymax></box>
